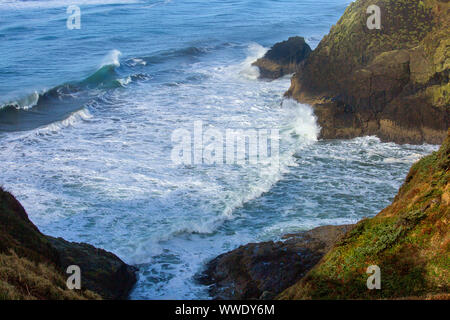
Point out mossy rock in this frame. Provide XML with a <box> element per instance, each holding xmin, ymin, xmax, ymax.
<box><xmin>286</xmin><ymin>0</ymin><xmax>449</xmax><ymax>144</ymax></box>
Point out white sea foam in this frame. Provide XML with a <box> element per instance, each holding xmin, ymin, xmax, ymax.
<box><xmin>101</xmin><ymin>49</ymin><xmax>122</xmax><ymax>68</ymax></box>
<box><xmin>117</xmin><ymin>76</ymin><xmax>132</xmax><ymax>86</ymax></box>
<box><xmin>36</xmin><ymin>108</ymin><xmax>92</xmax><ymax>135</ymax></box>
<box><xmin>239</xmin><ymin>43</ymin><xmax>268</xmax><ymax>80</ymax></box>
<box><xmin>282</xmin><ymin>98</ymin><xmax>320</xmax><ymax>142</ymax></box>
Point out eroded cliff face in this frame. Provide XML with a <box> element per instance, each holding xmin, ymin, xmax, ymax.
<box><xmin>286</xmin><ymin>0</ymin><xmax>449</xmax><ymax>144</ymax></box>
<box><xmin>278</xmin><ymin>130</ymin><xmax>450</xmax><ymax>299</ymax></box>
<box><xmin>0</xmin><ymin>188</ymin><xmax>137</xmax><ymax>300</ymax></box>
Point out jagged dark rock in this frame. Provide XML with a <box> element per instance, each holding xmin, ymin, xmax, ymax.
<box><xmin>196</xmin><ymin>225</ymin><xmax>353</xmax><ymax>300</ymax></box>
<box><xmin>252</xmin><ymin>36</ymin><xmax>312</xmax><ymax>79</ymax></box>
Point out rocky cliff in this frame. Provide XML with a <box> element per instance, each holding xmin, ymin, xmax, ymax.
<box><xmin>0</xmin><ymin>188</ymin><xmax>137</xmax><ymax>300</ymax></box>
<box><xmin>284</xmin><ymin>0</ymin><xmax>449</xmax><ymax>144</ymax></box>
<box><xmin>279</xmin><ymin>130</ymin><xmax>450</xmax><ymax>299</ymax></box>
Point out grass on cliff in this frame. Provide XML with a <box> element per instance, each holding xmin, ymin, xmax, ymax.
<box><xmin>0</xmin><ymin>250</ymin><xmax>100</xmax><ymax>300</ymax></box>
<box><xmin>278</xmin><ymin>132</ymin><xmax>450</xmax><ymax>300</ymax></box>
<box><xmin>298</xmin><ymin>0</ymin><xmax>449</xmax><ymax>103</ymax></box>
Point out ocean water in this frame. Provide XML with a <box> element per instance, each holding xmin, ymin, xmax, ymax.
<box><xmin>0</xmin><ymin>0</ymin><xmax>438</xmax><ymax>299</ymax></box>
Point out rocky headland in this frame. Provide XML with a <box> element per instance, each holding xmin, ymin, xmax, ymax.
<box><xmin>0</xmin><ymin>187</ymin><xmax>137</xmax><ymax>300</ymax></box>
<box><xmin>264</xmin><ymin>0</ymin><xmax>449</xmax><ymax>144</ymax></box>
<box><xmin>279</xmin><ymin>130</ymin><xmax>449</xmax><ymax>299</ymax></box>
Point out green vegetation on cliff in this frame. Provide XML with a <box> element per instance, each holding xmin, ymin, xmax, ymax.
<box><xmin>278</xmin><ymin>131</ymin><xmax>450</xmax><ymax>299</ymax></box>
<box><xmin>287</xmin><ymin>0</ymin><xmax>449</xmax><ymax>144</ymax></box>
<box><xmin>0</xmin><ymin>251</ymin><xmax>99</xmax><ymax>300</ymax></box>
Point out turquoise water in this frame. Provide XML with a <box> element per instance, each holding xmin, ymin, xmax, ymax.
<box><xmin>0</xmin><ymin>0</ymin><xmax>438</xmax><ymax>299</ymax></box>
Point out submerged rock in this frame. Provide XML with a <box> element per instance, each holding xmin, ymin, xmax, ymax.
<box><xmin>196</xmin><ymin>225</ymin><xmax>353</xmax><ymax>300</ymax></box>
<box><xmin>252</xmin><ymin>36</ymin><xmax>312</xmax><ymax>79</ymax></box>
<box><xmin>0</xmin><ymin>187</ymin><xmax>137</xmax><ymax>300</ymax></box>
<box><xmin>285</xmin><ymin>0</ymin><xmax>449</xmax><ymax>144</ymax></box>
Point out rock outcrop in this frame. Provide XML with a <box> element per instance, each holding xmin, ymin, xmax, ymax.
<box><xmin>279</xmin><ymin>130</ymin><xmax>450</xmax><ymax>299</ymax></box>
<box><xmin>252</xmin><ymin>36</ymin><xmax>312</xmax><ymax>79</ymax></box>
<box><xmin>0</xmin><ymin>187</ymin><xmax>137</xmax><ymax>300</ymax></box>
<box><xmin>285</xmin><ymin>0</ymin><xmax>449</xmax><ymax>144</ymax></box>
<box><xmin>200</xmin><ymin>131</ymin><xmax>450</xmax><ymax>300</ymax></box>
<box><xmin>48</xmin><ymin>237</ymin><xmax>137</xmax><ymax>300</ymax></box>
<box><xmin>196</xmin><ymin>225</ymin><xmax>353</xmax><ymax>300</ymax></box>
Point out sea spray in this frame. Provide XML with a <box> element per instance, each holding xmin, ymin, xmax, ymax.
<box><xmin>0</xmin><ymin>0</ymin><xmax>140</xmax><ymax>10</ymax></box>
<box><xmin>101</xmin><ymin>49</ymin><xmax>122</xmax><ymax>68</ymax></box>
<box><xmin>281</xmin><ymin>99</ymin><xmax>320</xmax><ymax>142</ymax></box>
